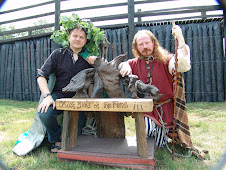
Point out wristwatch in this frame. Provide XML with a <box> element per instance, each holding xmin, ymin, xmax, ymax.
<box><xmin>43</xmin><ymin>93</ymin><xmax>51</xmax><ymax>98</ymax></box>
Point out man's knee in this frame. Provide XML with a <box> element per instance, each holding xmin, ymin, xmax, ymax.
<box><xmin>38</xmin><ymin>106</ymin><xmax>56</xmax><ymax>122</ymax></box>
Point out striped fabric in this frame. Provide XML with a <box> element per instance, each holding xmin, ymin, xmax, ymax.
<box><xmin>174</xmin><ymin>74</ymin><xmax>193</xmax><ymax>147</ymax></box>
<box><xmin>58</xmin><ymin>151</ymin><xmax>155</xmax><ymax>169</ymax></box>
<box><xmin>145</xmin><ymin>117</ymin><xmax>169</xmax><ymax>147</ymax></box>
<box><xmin>171</xmin><ymin>73</ymin><xmax>208</xmax><ymax>159</ymax></box>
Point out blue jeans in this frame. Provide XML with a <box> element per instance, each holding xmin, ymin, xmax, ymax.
<box><xmin>38</xmin><ymin>94</ymin><xmax>86</xmax><ymax>144</ymax></box>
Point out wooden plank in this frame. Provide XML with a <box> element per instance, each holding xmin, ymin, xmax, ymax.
<box><xmin>0</xmin><ymin>1</ymin><xmax>54</xmax><ymax>15</ymax></box>
<box><xmin>104</xmin><ymin>30</ymin><xmax>113</xmax><ymax>61</ymax></box>
<box><xmin>128</xmin><ymin>0</ymin><xmax>135</xmax><ymax>58</ymax></box>
<box><xmin>11</xmin><ymin>45</ymin><xmax>16</xmax><ymax>100</ymax></box>
<box><xmin>36</xmin><ymin>39</ymin><xmax>41</xmax><ymax>100</ymax></box>
<box><xmin>20</xmin><ymin>42</ymin><xmax>25</xmax><ymax>100</ymax></box>
<box><xmin>121</xmin><ymin>28</ymin><xmax>128</xmax><ymax>57</ymax></box>
<box><xmin>0</xmin><ymin>12</ymin><xmax>55</xmax><ymax>25</ymax></box>
<box><xmin>135</xmin><ymin>112</ymin><xmax>148</xmax><ymax>158</ymax></box>
<box><xmin>61</xmin><ymin>2</ymin><xmax>128</xmax><ymax>14</ymax></box>
<box><xmin>54</xmin><ymin>0</ymin><xmax>60</xmax><ymax>32</ymax></box>
<box><xmin>0</xmin><ymin>45</ymin><xmax>7</xmax><ymax>98</ymax></box>
<box><xmin>27</xmin><ymin>42</ymin><xmax>32</xmax><ymax>101</ymax></box>
<box><xmin>117</xmin><ymin>29</ymin><xmax>122</xmax><ymax>55</ymax></box>
<box><xmin>61</xmin><ymin>111</ymin><xmax>79</xmax><ymax>151</ymax></box>
<box><xmin>56</xmin><ymin>98</ymin><xmax>153</xmax><ymax>113</ymax></box>
<box><xmin>57</xmin><ymin>136</ymin><xmax>156</xmax><ymax>169</ymax></box>
<box><xmin>95</xmin><ymin>112</ymin><xmax>125</xmax><ymax>138</ymax></box>
<box><xmin>22</xmin><ymin>42</ymin><xmax>28</xmax><ymax>100</ymax></box>
<box><xmin>112</xmin><ymin>30</ymin><xmax>117</xmax><ymax>57</ymax></box>
<box><xmin>0</xmin><ymin>24</ymin><xmax>54</xmax><ymax>36</ymax></box>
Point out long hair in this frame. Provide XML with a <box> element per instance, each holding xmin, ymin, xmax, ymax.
<box><xmin>132</xmin><ymin>29</ymin><xmax>170</xmax><ymax>64</ymax></box>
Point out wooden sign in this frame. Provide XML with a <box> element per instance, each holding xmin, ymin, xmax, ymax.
<box><xmin>56</xmin><ymin>98</ymin><xmax>153</xmax><ymax>113</ymax></box>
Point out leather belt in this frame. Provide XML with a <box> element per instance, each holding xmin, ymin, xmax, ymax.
<box><xmin>155</xmin><ymin>98</ymin><xmax>172</xmax><ymax>105</ymax></box>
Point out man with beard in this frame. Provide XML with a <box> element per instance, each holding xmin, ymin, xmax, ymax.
<box><xmin>120</xmin><ymin>24</ymin><xmax>191</xmax><ymax>147</ymax></box>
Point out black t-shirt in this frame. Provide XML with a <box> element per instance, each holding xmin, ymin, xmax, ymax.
<box><xmin>38</xmin><ymin>48</ymin><xmax>93</xmax><ymax>98</ymax></box>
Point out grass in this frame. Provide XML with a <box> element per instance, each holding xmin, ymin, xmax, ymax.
<box><xmin>0</xmin><ymin>99</ymin><xmax>225</xmax><ymax>170</ymax></box>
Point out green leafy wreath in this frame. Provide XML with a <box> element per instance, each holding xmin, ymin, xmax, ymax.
<box><xmin>50</xmin><ymin>14</ymin><xmax>105</xmax><ymax>56</ymax></box>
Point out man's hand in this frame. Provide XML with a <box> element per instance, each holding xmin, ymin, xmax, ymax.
<box><xmin>172</xmin><ymin>23</ymin><xmax>186</xmax><ymax>49</ymax></box>
<box><xmin>37</xmin><ymin>95</ymin><xmax>55</xmax><ymax>113</ymax></box>
<box><xmin>118</xmin><ymin>61</ymin><xmax>132</xmax><ymax>77</ymax></box>
<box><xmin>172</xmin><ymin>24</ymin><xmax>183</xmax><ymax>39</ymax></box>
<box><xmin>86</xmin><ymin>56</ymin><xmax>97</xmax><ymax>64</ymax></box>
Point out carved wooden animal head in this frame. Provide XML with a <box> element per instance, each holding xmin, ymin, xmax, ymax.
<box><xmin>135</xmin><ymin>80</ymin><xmax>163</xmax><ymax>103</ymax></box>
<box><xmin>99</xmin><ymin>34</ymin><xmax>110</xmax><ymax>62</ymax></box>
<box><xmin>62</xmin><ymin>68</ymin><xmax>103</xmax><ymax>98</ymax></box>
<box><xmin>96</xmin><ymin>53</ymin><xmax>127</xmax><ymax>98</ymax></box>
<box><xmin>63</xmin><ymin>53</ymin><xmax>128</xmax><ymax>99</ymax></box>
<box><xmin>120</xmin><ymin>74</ymin><xmax>139</xmax><ymax>99</ymax></box>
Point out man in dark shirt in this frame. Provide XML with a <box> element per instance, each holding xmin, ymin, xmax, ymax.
<box><xmin>37</xmin><ymin>25</ymin><xmax>98</xmax><ymax>153</ymax></box>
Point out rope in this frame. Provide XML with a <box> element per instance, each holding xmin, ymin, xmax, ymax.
<box><xmin>154</xmin><ymin>104</ymin><xmax>192</xmax><ymax>158</ymax></box>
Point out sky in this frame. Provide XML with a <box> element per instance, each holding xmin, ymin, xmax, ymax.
<box><xmin>0</xmin><ymin>0</ymin><xmax>221</xmax><ymax>29</ymax></box>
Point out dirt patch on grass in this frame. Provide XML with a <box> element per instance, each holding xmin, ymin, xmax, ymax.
<box><xmin>0</xmin><ymin>131</ymin><xmax>8</xmax><ymax>142</ymax></box>
<box><xmin>0</xmin><ymin>122</ymin><xmax>5</xmax><ymax>125</ymax></box>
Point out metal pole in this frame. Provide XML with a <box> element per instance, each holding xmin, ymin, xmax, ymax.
<box><xmin>128</xmin><ymin>0</ymin><xmax>135</xmax><ymax>59</ymax></box>
<box><xmin>54</xmin><ymin>0</ymin><xmax>60</xmax><ymax>49</ymax></box>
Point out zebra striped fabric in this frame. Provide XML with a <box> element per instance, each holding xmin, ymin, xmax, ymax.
<box><xmin>145</xmin><ymin>117</ymin><xmax>169</xmax><ymax>147</ymax></box>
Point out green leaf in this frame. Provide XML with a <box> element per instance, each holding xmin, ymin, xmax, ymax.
<box><xmin>50</xmin><ymin>13</ymin><xmax>104</xmax><ymax>56</ymax></box>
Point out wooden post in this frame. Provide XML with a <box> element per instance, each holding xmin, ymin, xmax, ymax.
<box><xmin>54</xmin><ymin>0</ymin><xmax>60</xmax><ymax>31</ymax></box>
<box><xmin>95</xmin><ymin>112</ymin><xmax>125</xmax><ymax>138</ymax></box>
<box><xmin>201</xmin><ymin>11</ymin><xmax>207</xmax><ymax>20</ymax></box>
<box><xmin>137</xmin><ymin>9</ymin><xmax>142</xmax><ymax>23</ymax></box>
<box><xmin>61</xmin><ymin>111</ymin><xmax>79</xmax><ymax>151</ymax></box>
<box><xmin>135</xmin><ymin>112</ymin><xmax>148</xmax><ymax>158</ymax></box>
<box><xmin>54</xmin><ymin>0</ymin><xmax>61</xmax><ymax>49</ymax></box>
<box><xmin>128</xmin><ymin>0</ymin><xmax>135</xmax><ymax>59</ymax></box>
<box><xmin>224</xmin><ymin>9</ymin><xmax>226</xmax><ymax>101</ymax></box>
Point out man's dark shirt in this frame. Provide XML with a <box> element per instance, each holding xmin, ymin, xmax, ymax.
<box><xmin>37</xmin><ymin>48</ymin><xmax>93</xmax><ymax>98</ymax></box>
